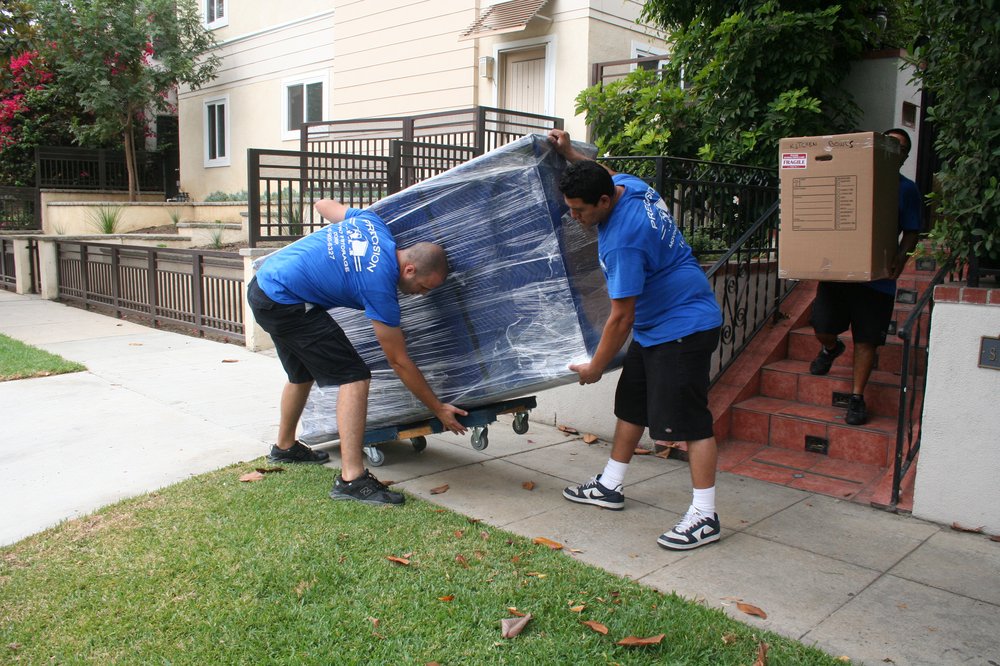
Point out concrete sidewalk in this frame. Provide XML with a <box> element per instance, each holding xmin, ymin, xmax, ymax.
<box><xmin>1</xmin><ymin>291</ymin><xmax>997</xmax><ymax>665</ymax></box>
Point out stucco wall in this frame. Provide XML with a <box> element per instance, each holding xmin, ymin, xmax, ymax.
<box><xmin>912</xmin><ymin>289</ymin><xmax>1000</xmax><ymax>534</ymax></box>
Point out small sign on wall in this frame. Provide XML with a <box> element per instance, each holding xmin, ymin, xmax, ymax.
<box><xmin>980</xmin><ymin>336</ymin><xmax>1000</xmax><ymax>370</ymax></box>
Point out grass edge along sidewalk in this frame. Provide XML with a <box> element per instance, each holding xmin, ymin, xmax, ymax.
<box><xmin>0</xmin><ymin>463</ymin><xmax>848</xmax><ymax>664</ymax></box>
<box><xmin>0</xmin><ymin>332</ymin><xmax>86</xmax><ymax>381</ymax></box>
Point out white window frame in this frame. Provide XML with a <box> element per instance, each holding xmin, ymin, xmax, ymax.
<box><xmin>205</xmin><ymin>0</ymin><xmax>227</xmax><ymax>30</ymax></box>
<box><xmin>204</xmin><ymin>95</ymin><xmax>230</xmax><ymax>168</ymax></box>
<box><xmin>490</xmin><ymin>35</ymin><xmax>556</xmax><ymax>116</ymax></box>
<box><xmin>630</xmin><ymin>42</ymin><xmax>669</xmax><ymax>73</ymax></box>
<box><xmin>281</xmin><ymin>72</ymin><xmax>329</xmax><ymax>141</ymax></box>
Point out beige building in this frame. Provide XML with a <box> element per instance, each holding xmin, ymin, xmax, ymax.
<box><xmin>177</xmin><ymin>0</ymin><xmax>668</xmax><ymax>199</ymax></box>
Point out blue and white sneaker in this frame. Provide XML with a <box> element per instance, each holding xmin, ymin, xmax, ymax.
<box><xmin>562</xmin><ymin>474</ymin><xmax>625</xmax><ymax>510</ymax></box>
<box><xmin>657</xmin><ymin>506</ymin><xmax>721</xmax><ymax>550</ymax></box>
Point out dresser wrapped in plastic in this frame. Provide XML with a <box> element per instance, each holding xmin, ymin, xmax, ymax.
<box><xmin>294</xmin><ymin>133</ymin><xmax>609</xmax><ymax>443</ymax></box>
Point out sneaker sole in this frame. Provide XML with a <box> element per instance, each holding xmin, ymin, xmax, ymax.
<box><xmin>267</xmin><ymin>455</ymin><xmax>330</xmax><ymax>464</ymax></box>
<box><xmin>328</xmin><ymin>491</ymin><xmax>404</xmax><ymax>506</ymax></box>
<box><xmin>656</xmin><ymin>532</ymin><xmax>721</xmax><ymax>550</ymax></box>
<box><xmin>562</xmin><ymin>490</ymin><xmax>624</xmax><ymax>511</ymax></box>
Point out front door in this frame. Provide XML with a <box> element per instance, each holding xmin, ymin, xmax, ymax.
<box><xmin>499</xmin><ymin>46</ymin><xmax>546</xmax><ymax>115</ymax></box>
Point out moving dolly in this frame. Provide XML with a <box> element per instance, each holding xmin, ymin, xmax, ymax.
<box><xmin>361</xmin><ymin>396</ymin><xmax>537</xmax><ymax>466</ymax></box>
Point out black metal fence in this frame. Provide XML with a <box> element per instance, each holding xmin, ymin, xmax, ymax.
<box><xmin>36</xmin><ymin>146</ymin><xmax>165</xmax><ymax>192</ymax></box>
<box><xmin>0</xmin><ymin>186</ymin><xmax>41</xmax><ymax>230</ymax></box>
<box><xmin>300</xmin><ymin>106</ymin><xmax>562</xmax><ymax>158</ymax></box>
<box><xmin>55</xmin><ymin>241</ymin><xmax>244</xmax><ymax>342</ymax></box>
<box><xmin>888</xmin><ymin>261</ymin><xmax>954</xmax><ymax>509</ymax></box>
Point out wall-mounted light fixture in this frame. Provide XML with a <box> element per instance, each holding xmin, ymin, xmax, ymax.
<box><xmin>479</xmin><ymin>56</ymin><xmax>495</xmax><ymax>80</ymax></box>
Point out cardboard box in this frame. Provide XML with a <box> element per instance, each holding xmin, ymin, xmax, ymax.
<box><xmin>778</xmin><ymin>131</ymin><xmax>900</xmax><ymax>281</ymax></box>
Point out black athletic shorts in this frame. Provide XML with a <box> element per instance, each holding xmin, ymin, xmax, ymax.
<box><xmin>614</xmin><ymin>327</ymin><xmax>719</xmax><ymax>442</ymax></box>
<box><xmin>247</xmin><ymin>277</ymin><xmax>371</xmax><ymax>386</ymax></box>
<box><xmin>810</xmin><ymin>281</ymin><xmax>895</xmax><ymax>346</ymax></box>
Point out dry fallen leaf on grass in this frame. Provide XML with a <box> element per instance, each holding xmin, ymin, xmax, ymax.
<box><xmin>522</xmin><ymin>481</ymin><xmax>535</xmax><ymax>491</ymax></box>
<box><xmin>438</xmin><ymin>595</ymin><xmax>454</xmax><ymax>602</ymax></box>
<box><xmin>507</xmin><ymin>607</ymin><xmax>526</xmax><ymax>617</ymax></box>
<box><xmin>737</xmin><ymin>602</ymin><xmax>768</xmax><ymax>619</ymax></box>
<box><xmin>467</xmin><ymin>517</ymin><xmax>481</xmax><ymax>524</ymax></box>
<box><xmin>386</xmin><ymin>555</ymin><xmax>411</xmax><ymax>566</ymax></box>
<box><xmin>950</xmin><ymin>522</ymin><xmax>984</xmax><ymax>533</ymax></box>
<box><xmin>532</xmin><ymin>536</ymin><xmax>563</xmax><ymax>550</ymax></box>
<box><xmin>583</xmin><ymin>433</ymin><xmax>599</xmax><ymax>444</ymax></box>
<box><xmin>617</xmin><ymin>634</ymin><xmax>665</xmax><ymax>646</ymax></box>
<box><xmin>238</xmin><ymin>471</ymin><xmax>265</xmax><ymax>483</ymax></box>
<box><xmin>294</xmin><ymin>579</ymin><xmax>315</xmax><ymax>598</ymax></box>
<box><xmin>255</xmin><ymin>467</ymin><xmax>285</xmax><ymax>474</ymax></box>
<box><xmin>430</xmin><ymin>484</ymin><xmax>450</xmax><ymax>495</ymax></box>
<box><xmin>557</xmin><ymin>424</ymin><xmax>579</xmax><ymax>435</ymax></box>
<box><xmin>525</xmin><ymin>572</ymin><xmax>546</xmax><ymax>578</ymax></box>
<box><xmin>581</xmin><ymin>620</ymin><xmax>608</xmax><ymax>634</ymax></box>
<box><xmin>721</xmin><ymin>632</ymin><xmax>738</xmax><ymax>645</ymax></box>
<box><xmin>569</xmin><ymin>605</ymin><xmax>585</xmax><ymax>613</ymax></box>
<box><xmin>368</xmin><ymin>616</ymin><xmax>380</xmax><ymax>628</ymax></box>
<box><xmin>753</xmin><ymin>641</ymin><xmax>769</xmax><ymax>666</ymax></box>
<box><xmin>453</xmin><ymin>530</ymin><xmax>463</xmax><ymax>538</ymax></box>
<box><xmin>501</xmin><ymin>613</ymin><xmax>532</xmax><ymax>638</ymax></box>
<box><xmin>455</xmin><ymin>554</ymin><xmax>469</xmax><ymax>568</ymax></box>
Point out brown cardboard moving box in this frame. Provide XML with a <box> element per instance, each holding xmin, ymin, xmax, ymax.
<box><xmin>778</xmin><ymin>131</ymin><xmax>900</xmax><ymax>281</ymax></box>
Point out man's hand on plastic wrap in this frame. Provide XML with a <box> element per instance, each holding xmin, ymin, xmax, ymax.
<box><xmin>569</xmin><ymin>361</ymin><xmax>603</xmax><ymax>385</ymax></box>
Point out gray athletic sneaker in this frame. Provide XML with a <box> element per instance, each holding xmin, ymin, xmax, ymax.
<box><xmin>329</xmin><ymin>469</ymin><xmax>404</xmax><ymax>506</ymax></box>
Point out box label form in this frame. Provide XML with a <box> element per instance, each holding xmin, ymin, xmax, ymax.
<box><xmin>791</xmin><ymin>175</ymin><xmax>857</xmax><ymax>231</ymax></box>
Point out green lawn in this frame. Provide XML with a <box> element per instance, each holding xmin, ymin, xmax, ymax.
<box><xmin>0</xmin><ymin>333</ymin><xmax>85</xmax><ymax>381</ymax></box>
<box><xmin>0</xmin><ymin>463</ymin><xmax>846</xmax><ymax>665</ymax></box>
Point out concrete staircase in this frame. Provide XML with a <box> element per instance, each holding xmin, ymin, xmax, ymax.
<box><xmin>708</xmin><ymin>257</ymin><xmax>938</xmax><ymax>511</ymax></box>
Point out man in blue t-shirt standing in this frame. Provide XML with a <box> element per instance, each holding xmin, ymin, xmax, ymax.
<box><xmin>247</xmin><ymin>199</ymin><xmax>467</xmax><ymax>505</ymax></box>
<box><xmin>808</xmin><ymin>128</ymin><xmax>922</xmax><ymax>425</ymax></box>
<box><xmin>548</xmin><ymin>129</ymin><xmax>725</xmax><ymax>551</ymax></box>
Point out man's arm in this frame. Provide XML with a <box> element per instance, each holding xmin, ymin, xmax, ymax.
<box><xmin>371</xmin><ymin>320</ymin><xmax>468</xmax><ymax>433</ymax></box>
<box><xmin>314</xmin><ymin>199</ymin><xmax>350</xmax><ymax>223</ymax></box>
<box><xmin>547</xmin><ymin>129</ymin><xmax>617</xmax><ymax>175</ymax></box>
<box><xmin>891</xmin><ymin>230</ymin><xmax>921</xmax><ymax>279</ymax></box>
<box><xmin>569</xmin><ymin>296</ymin><xmax>635</xmax><ymax>384</ymax></box>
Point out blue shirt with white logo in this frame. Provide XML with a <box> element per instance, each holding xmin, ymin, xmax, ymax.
<box><xmin>599</xmin><ymin>174</ymin><xmax>723</xmax><ymax>346</ymax></box>
<box><xmin>255</xmin><ymin>208</ymin><xmax>401</xmax><ymax>326</ymax></box>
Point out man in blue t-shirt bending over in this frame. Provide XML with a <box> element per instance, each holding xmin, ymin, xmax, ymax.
<box><xmin>248</xmin><ymin>199</ymin><xmax>467</xmax><ymax>506</ymax></box>
<box><xmin>548</xmin><ymin>129</ymin><xmax>724</xmax><ymax>551</ymax></box>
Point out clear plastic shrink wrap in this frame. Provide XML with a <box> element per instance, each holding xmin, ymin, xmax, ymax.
<box><xmin>260</xmin><ymin>134</ymin><xmax>609</xmax><ymax>443</ymax></box>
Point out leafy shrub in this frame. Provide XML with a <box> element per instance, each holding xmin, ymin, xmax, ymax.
<box><xmin>203</xmin><ymin>190</ymin><xmax>248</xmax><ymax>202</ymax></box>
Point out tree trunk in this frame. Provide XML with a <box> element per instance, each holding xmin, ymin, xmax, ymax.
<box><xmin>124</xmin><ymin>115</ymin><xmax>137</xmax><ymax>202</ymax></box>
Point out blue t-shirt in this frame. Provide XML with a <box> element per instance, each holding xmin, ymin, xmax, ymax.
<box><xmin>867</xmin><ymin>174</ymin><xmax>923</xmax><ymax>295</ymax></box>
<box><xmin>255</xmin><ymin>208</ymin><xmax>402</xmax><ymax>326</ymax></box>
<box><xmin>599</xmin><ymin>174</ymin><xmax>723</xmax><ymax>346</ymax></box>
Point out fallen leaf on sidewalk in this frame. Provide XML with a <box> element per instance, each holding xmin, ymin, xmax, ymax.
<box><xmin>633</xmin><ymin>447</ymin><xmax>652</xmax><ymax>455</ymax></box>
<box><xmin>558</xmin><ymin>424</ymin><xmax>579</xmax><ymax>434</ymax></box>
<box><xmin>386</xmin><ymin>555</ymin><xmax>410</xmax><ymax>566</ymax></box>
<box><xmin>737</xmin><ymin>602</ymin><xmax>768</xmax><ymax>619</ymax></box>
<box><xmin>617</xmin><ymin>633</ymin><xmax>665</xmax><ymax>646</ymax></box>
<box><xmin>239</xmin><ymin>471</ymin><xmax>265</xmax><ymax>482</ymax></box>
<box><xmin>501</xmin><ymin>613</ymin><xmax>532</xmax><ymax>638</ymax></box>
<box><xmin>581</xmin><ymin>620</ymin><xmax>608</xmax><ymax>634</ymax></box>
<box><xmin>991</xmin><ymin>535</ymin><xmax>1000</xmax><ymax>542</ymax></box>
<box><xmin>128</xmin><ymin>342</ymin><xmax>143</xmax><ymax>346</ymax></box>
<box><xmin>430</xmin><ymin>484</ymin><xmax>449</xmax><ymax>495</ymax></box>
<box><xmin>221</xmin><ymin>359</ymin><xmax>239</xmax><ymax>363</ymax></box>
<box><xmin>583</xmin><ymin>433</ymin><xmax>599</xmax><ymax>444</ymax></box>
<box><xmin>522</xmin><ymin>481</ymin><xmax>535</xmax><ymax>490</ymax></box>
<box><xmin>950</xmin><ymin>522</ymin><xmax>984</xmax><ymax>533</ymax></box>
<box><xmin>753</xmin><ymin>641</ymin><xmax>769</xmax><ymax>666</ymax></box>
<box><xmin>532</xmin><ymin>536</ymin><xmax>563</xmax><ymax>550</ymax></box>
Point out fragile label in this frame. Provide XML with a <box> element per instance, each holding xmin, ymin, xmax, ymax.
<box><xmin>781</xmin><ymin>153</ymin><xmax>808</xmax><ymax>169</ymax></box>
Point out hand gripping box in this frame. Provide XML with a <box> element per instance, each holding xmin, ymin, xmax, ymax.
<box><xmin>288</xmin><ymin>134</ymin><xmax>607</xmax><ymax>443</ymax></box>
<box><xmin>778</xmin><ymin>132</ymin><xmax>900</xmax><ymax>281</ymax></box>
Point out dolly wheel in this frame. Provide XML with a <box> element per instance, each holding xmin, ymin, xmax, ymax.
<box><xmin>471</xmin><ymin>426</ymin><xmax>489</xmax><ymax>451</ymax></box>
<box><xmin>364</xmin><ymin>445</ymin><xmax>385</xmax><ymax>467</ymax></box>
<box><xmin>512</xmin><ymin>412</ymin><xmax>529</xmax><ymax>435</ymax></box>
<box><xmin>411</xmin><ymin>436</ymin><xmax>427</xmax><ymax>453</ymax></box>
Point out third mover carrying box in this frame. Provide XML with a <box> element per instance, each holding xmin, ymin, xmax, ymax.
<box><xmin>778</xmin><ymin>131</ymin><xmax>900</xmax><ymax>281</ymax></box>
